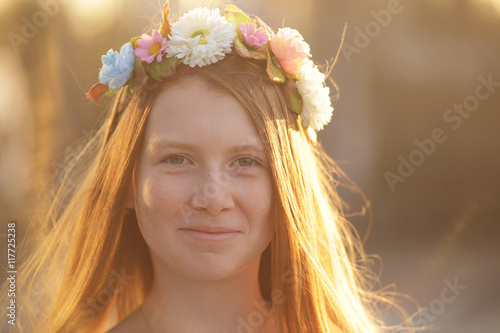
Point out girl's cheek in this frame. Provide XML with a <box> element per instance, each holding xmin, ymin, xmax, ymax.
<box><xmin>240</xmin><ymin>177</ymin><xmax>273</xmax><ymax>206</ymax></box>
<box><xmin>136</xmin><ymin>176</ymin><xmax>184</xmax><ymax>241</ymax></box>
<box><xmin>140</xmin><ymin>177</ymin><xmax>157</xmax><ymax>208</ymax></box>
<box><xmin>139</xmin><ymin>174</ymin><xmax>192</xmax><ymax>215</ymax></box>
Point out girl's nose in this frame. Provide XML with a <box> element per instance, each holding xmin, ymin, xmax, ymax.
<box><xmin>190</xmin><ymin>170</ymin><xmax>235</xmax><ymax>216</ymax></box>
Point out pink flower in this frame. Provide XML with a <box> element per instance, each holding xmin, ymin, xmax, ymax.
<box><xmin>134</xmin><ymin>29</ymin><xmax>168</xmax><ymax>63</ymax></box>
<box><xmin>239</xmin><ymin>22</ymin><xmax>269</xmax><ymax>49</ymax></box>
<box><xmin>270</xmin><ymin>27</ymin><xmax>311</xmax><ymax>75</ymax></box>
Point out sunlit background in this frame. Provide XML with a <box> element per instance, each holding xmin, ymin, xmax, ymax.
<box><xmin>1</xmin><ymin>0</ymin><xmax>499</xmax><ymax>331</ymax></box>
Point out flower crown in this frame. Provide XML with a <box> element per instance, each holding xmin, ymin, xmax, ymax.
<box><xmin>87</xmin><ymin>1</ymin><xmax>333</xmax><ymax>142</ymax></box>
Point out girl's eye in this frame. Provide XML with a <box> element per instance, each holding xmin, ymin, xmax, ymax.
<box><xmin>236</xmin><ymin>157</ymin><xmax>256</xmax><ymax>167</ymax></box>
<box><xmin>165</xmin><ymin>155</ymin><xmax>187</xmax><ymax>165</ymax></box>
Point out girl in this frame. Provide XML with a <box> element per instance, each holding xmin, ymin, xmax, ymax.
<box><xmin>4</xmin><ymin>2</ymin><xmax>415</xmax><ymax>332</ymax></box>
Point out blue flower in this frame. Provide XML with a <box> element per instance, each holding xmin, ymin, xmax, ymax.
<box><xmin>98</xmin><ymin>42</ymin><xmax>135</xmax><ymax>91</ymax></box>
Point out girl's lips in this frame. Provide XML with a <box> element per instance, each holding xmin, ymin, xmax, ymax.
<box><xmin>179</xmin><ymin>228</ymin><xmax>241</xmax><ymax>242</ymax></box>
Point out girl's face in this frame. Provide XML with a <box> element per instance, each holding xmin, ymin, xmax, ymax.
<box><xmin>131</xmin><ymin>76</ymin><xmax>275</xmax><ymax>281</ymax></box>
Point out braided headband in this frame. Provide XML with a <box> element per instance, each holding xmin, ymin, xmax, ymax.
<box><xmin>86</xmin><ymin>1</ymin><xmax>333</xmax><ymax>142</ymax></box>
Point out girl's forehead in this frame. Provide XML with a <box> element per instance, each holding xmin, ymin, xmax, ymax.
<box><xmin>144</xmin><ymin>77</ymin><xmax>263</xmax><ymax>149</ymax></box>
<box><xmin>151</xmin><ymin>76</ymin><xmax>228</xmax><ymax>110</ymax></box>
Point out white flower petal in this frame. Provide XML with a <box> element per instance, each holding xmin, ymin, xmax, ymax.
<box><xmin>294</xmin><ymin>62</ymin><xmax>334</xmax><ymax>131</ymax></box>
<box><xmin>166</xmin><ymin>7</ymin><xmax>236</xmax><ymax>68</ymax></box>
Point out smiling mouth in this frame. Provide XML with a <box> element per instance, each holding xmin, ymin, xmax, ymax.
<box><xmin>179</xmin><ymin>228</ymin><xmax>241</xmax><ymax>242</ymax></box>
<box><xmin>180</xmin><ymin>225</ymin><xmax>239</xmax><ymax>232</ymax></box>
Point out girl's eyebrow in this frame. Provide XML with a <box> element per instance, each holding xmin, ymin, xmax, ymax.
<box><xmin>228</xmin><ymin>143</ymin><xmax>266</xmax><ymax>155</ymax></box>
<box><xmin>147</xmin><ymin>138</ymin><xmax>266</xmax><ymax>155</ymax></box>
<box><xmin>147</xmin><ymin>139</ymin><xmax>201</xmax><ymax>154</ymax></box>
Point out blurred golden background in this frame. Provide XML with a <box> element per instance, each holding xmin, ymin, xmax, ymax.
<box><xmin>1</xmin><ymin>0</ymin><xmax>499</xmax><ymax>331</ymax></box>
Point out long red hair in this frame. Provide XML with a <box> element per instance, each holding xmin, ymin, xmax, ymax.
<box><xmin>3</xmin><ymin>55</ymin><xmax>415</xmax><ymax>332</ymax></box>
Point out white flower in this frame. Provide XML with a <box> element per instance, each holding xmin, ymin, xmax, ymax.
<box><xmin>294</xmin><ymin>62</ymin><xmax>333</xmax><ymax>131</ymax></box>
<box><xmin>166</xmin><ymin>7</ymin><xmax>236</xmax><ymax>67</ymax></box>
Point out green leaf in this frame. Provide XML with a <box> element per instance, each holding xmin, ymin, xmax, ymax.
<box><xmin>133</xmin><ymin>56</ymin><xmax>143</xmax><ymax>73</ymax></box>
<box><xmin>104</xmin><ymin>89</ymin><xmax>116</xmax><ymax>97</ymax></box>
<box><xmin>157</xmin><ymin>56</ymin><xmax>177</xmax><ymax>79</ymax></box>
<box><xmin>225</xmin><ymin>5</ymin><xmax>253</xmax><ymax>26</ymax></box>
<box><xmin>129</xmin><ymin>36</ymin><xmax>142</xmax><ymax>49</ymax></box>
<box><xmin>143</xmin><ymin>56</ymin><xmax>177</xmax><ymax>80</ymax></box>
<box><xmin>233</xmin><ymin>37</ymin><xmax>267</xmax><ymax>60</ymax></box>
<box><xmin>144</xmin><ymin>62</ymin><xmax>161</xmax><ymax>80</ymax></box>
<box><xmin>266</xmin><ymin>49</ymin><xmax>285</xmax><ymax>83</ymax></box>
<box><xmin>283</xmin><ymin>81</ymin><xmax>303</xmax><ymax>115</ymax></box>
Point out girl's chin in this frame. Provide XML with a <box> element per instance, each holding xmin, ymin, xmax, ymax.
<box><xmin>162</xmin><ymin>254</ymin><xmax>255</xmax><ymax>282</ymax></box>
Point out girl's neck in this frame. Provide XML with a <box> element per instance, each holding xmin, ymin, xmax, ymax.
<box><xmin>141</xmin><ymin>258</ymin><xmax>273</xmax><ymax>333</ymax></box>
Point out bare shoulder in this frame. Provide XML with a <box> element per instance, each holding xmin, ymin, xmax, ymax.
<box><xmin>106</xmin><ymin>308</ymin><xmax>145</xmax><ymax>333</ymax></box>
